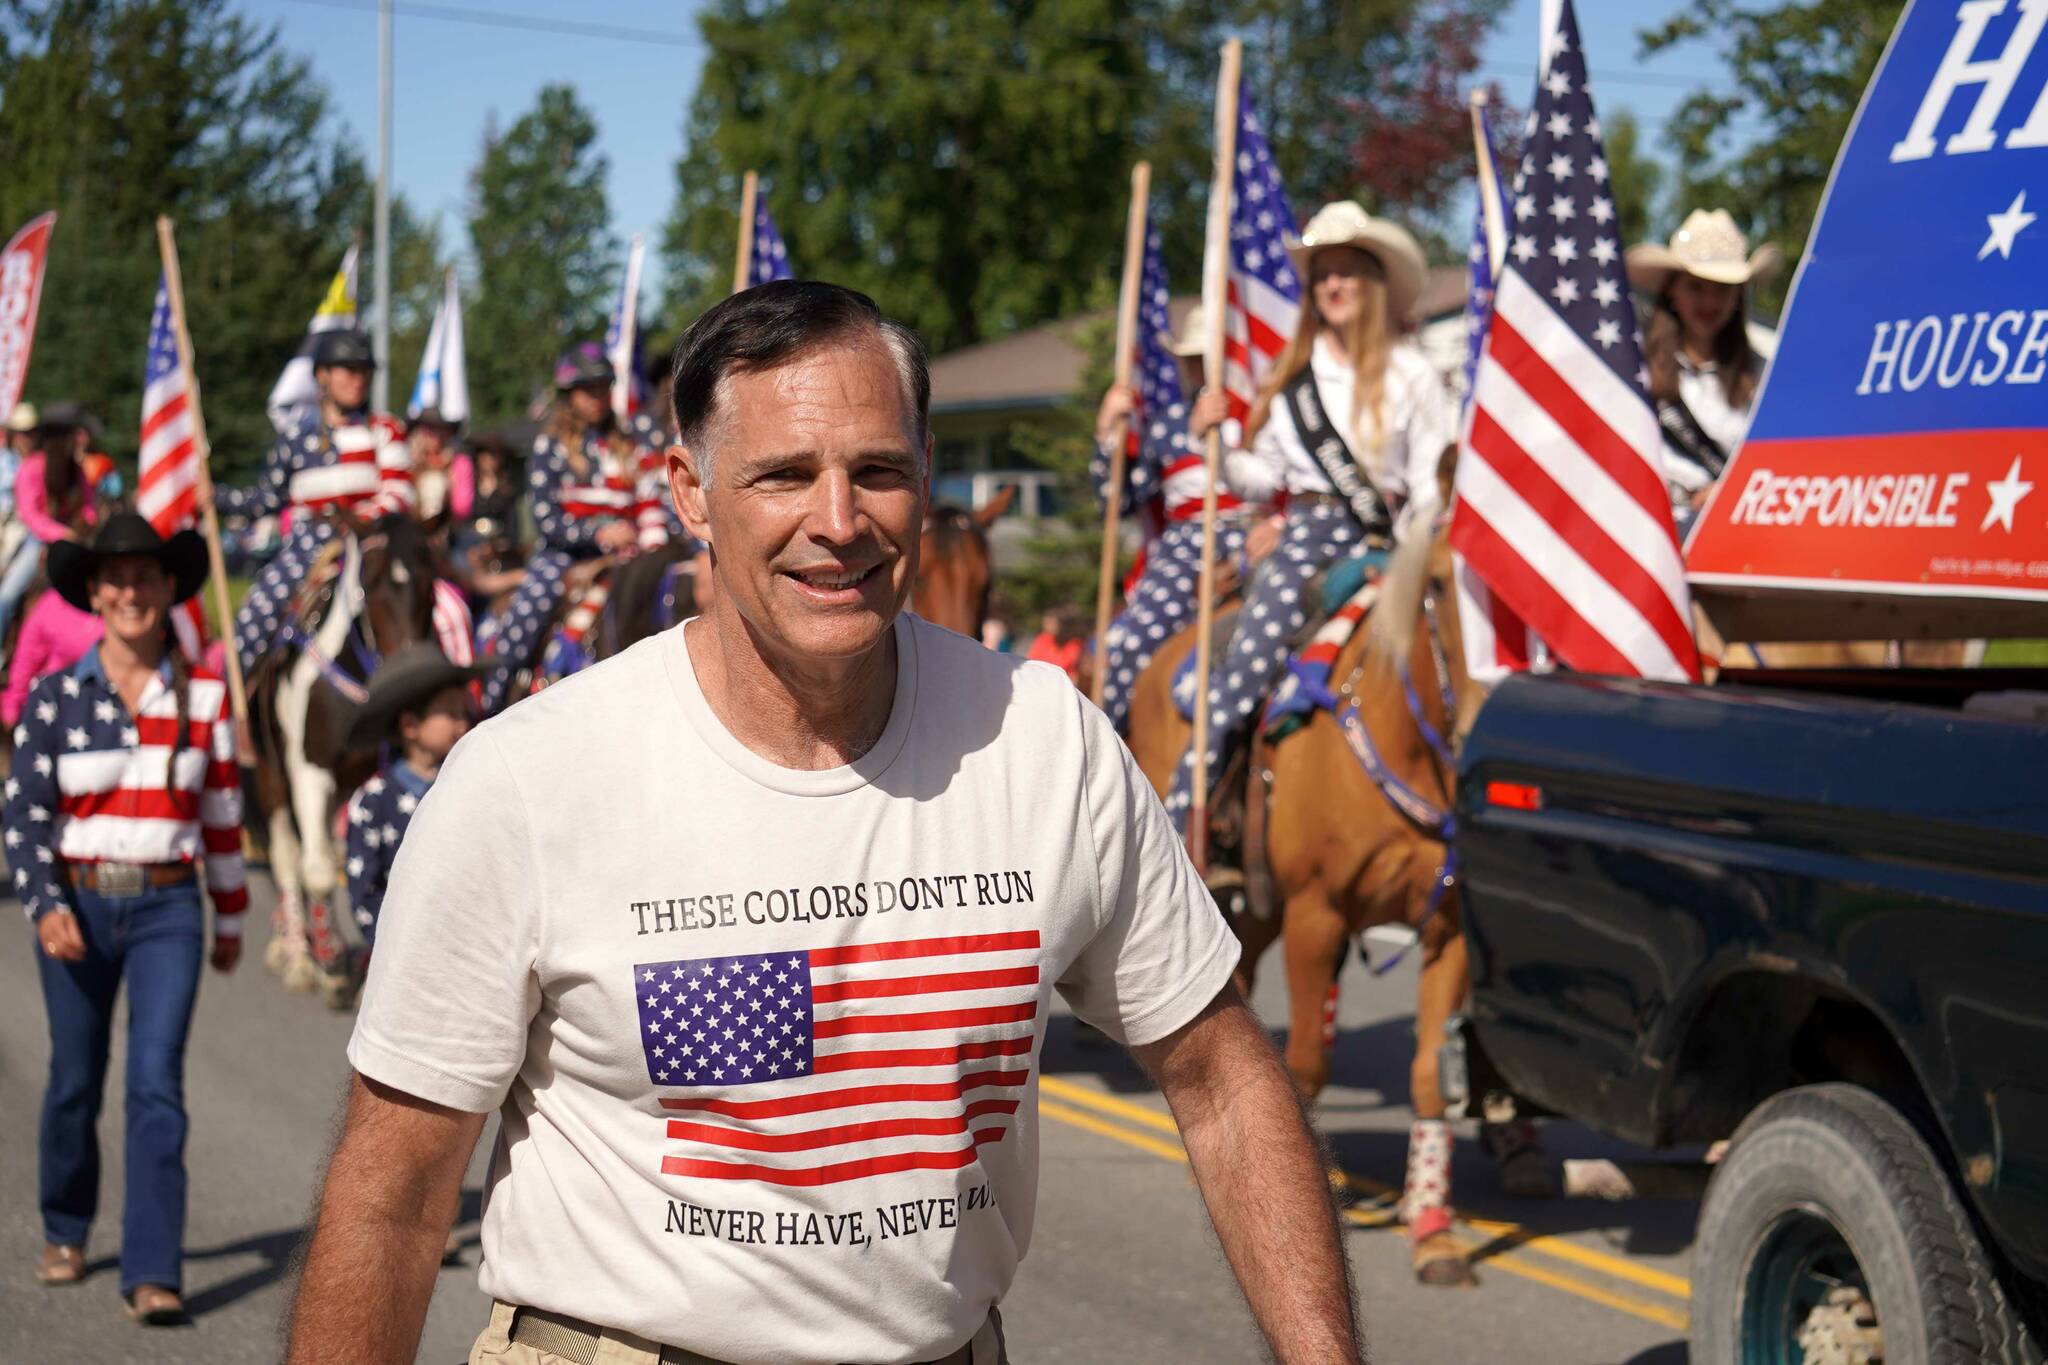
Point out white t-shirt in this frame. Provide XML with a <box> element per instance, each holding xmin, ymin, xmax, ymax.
<box><xmin>348</xmin><ymin>613</ymin><xmax>1238</xmax><ymax>1365</ymax></box>
<box><xmin>1227</xmin><ymin>334</ymin><xmax>1456</xmax><ymax>538</ymax></box>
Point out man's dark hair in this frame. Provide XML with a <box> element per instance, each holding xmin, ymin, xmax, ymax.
<box><xmin>667</xmin><ymin>281</ymin><xmax>930</xmax><ymax>481</ymax></box>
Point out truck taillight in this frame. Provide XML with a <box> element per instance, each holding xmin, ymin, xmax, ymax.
<box><xmin>1485</xmin><ymin>780</ymin><xmax>1543</xmax><ymax>811</ymax></box>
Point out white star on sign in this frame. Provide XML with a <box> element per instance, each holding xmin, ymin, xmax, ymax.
<box><xmin>1981</xmin><ymin>456</ymin><xmax>2033</xmax><ymax>532</ymax></box>
<box><xmin>1979</xmin><ymin>191</ymin><xmax>2036</xmax><ymax>261</ymax></box>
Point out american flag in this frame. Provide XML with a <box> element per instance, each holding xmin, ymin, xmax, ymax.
<box><xmin>749</xmin><ymin>200</ymin><xmax>794</xmax><ymax>287</ymax></box>
<box><xmin>1449</xmin><ymin>0</ymin><xmax>1700</xmax><ymax>683</ymax></box>
<box><xmin>1459</xmin><ymin>102</ymin><xmax>1515</xmax><ymax>409</ymax></box>
<box><xmin>1134</xmin><ymin>223</ymin><xmax>1183</xmax><ymax>417</ymax></box>
<box><xmin>605</xmin><ymin>236</ymin><xmax>647</xmax><ymax>421</ymax></box>
<box><xmin>138</xmin><ymin>276</ymin><xmax>210</xmax><ymax>659</ymax></box>
<box><xmin>1219</xmin><ymin>89</ymin><xmax>1301</xmax><ymax>425</ymax></box>
<box><xmin>638</xmin><ymin>930</ymin><xmax>1041</xmax><ymax>1187</ymax></box>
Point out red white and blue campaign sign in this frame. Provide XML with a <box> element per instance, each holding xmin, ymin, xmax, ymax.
<box><xmin>1688</xmin><ymin>0</ymin><xmax>2048</xmax><ymax>618</ymax></box>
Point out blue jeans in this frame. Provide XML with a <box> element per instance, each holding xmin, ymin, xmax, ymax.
<box><xmin>0</xmin><ymin>532</ymin><xmax>44</xmax><ymax>641</ymax></box>
<box><xmin>35</xmin><ymin>880</ymin><xmax>205</xmax><ymax>1294</ymax></box>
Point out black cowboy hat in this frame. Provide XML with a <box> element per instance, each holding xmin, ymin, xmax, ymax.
<box><xmin>408</xmin><ymin>405</ymin><xmax>459</xmax><ymax>434</ymax></box>
<box><xmin>37</xmin><ymin>401</ymin><xmax>105</xmax><ymax>443</ymax></box>
<box><xmin>344</xmin><ymin>642</ymin><xmax>485</xmax><ymax>752</ymax></box>
<box><xmin>553</xmin><ymin>343</ymin><xmax>615</xmax><ymax>391</ymax></box>
<box><xmin>314</xmin><ymin>330</ymin><xmax>377</xmax><ymax>371</ymax></box>
<box><xmin>48</xmin><ymin>513</ymin><xmax>210</xmax><ymax>612</ymax></box>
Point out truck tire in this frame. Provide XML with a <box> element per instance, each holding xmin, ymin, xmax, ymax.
<box><xmin>1692</xmin><ymin>1082</ymin><xmax>2041</xmax><ymax>1365</ymax></box>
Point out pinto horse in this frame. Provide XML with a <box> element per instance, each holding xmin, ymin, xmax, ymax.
<box><xmin>911</xmin><ymin>487</ymin><xmax>1013</xmax><ymax>637</ymax></box>
<box><xmin>249</xmin><ymin>513</ymin><xmax>439</xmax><ymax>1000</ymax></box>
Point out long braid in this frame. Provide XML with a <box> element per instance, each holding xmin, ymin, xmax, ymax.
<box><xmin>165</xmin><ymin>620</ymin><xmax>191</xmax><ymax>757</ymax></box>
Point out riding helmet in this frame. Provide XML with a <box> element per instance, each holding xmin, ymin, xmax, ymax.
<box><xmin>314</xmin><ymin>329</ymin><xmax>378</xmax><ymax>372</ymax></box>
<box><xmin>554</xmin><ymin>342</ymin><xmax>615</xmax><ymax>391</ymax></box>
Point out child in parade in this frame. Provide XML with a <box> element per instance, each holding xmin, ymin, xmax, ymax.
<box><xmin>1</xmin><ymin>403</ymin><xmax>105</xmax><ymax>646</ymax></box>
<box><xmin>475</xmin><ymin>343</ymin><xmax>679</xmax><ymax>716</ymax></box>
<box><xmin>2</xmin><ymin>579</ymin><xmax>103</xmax><ymax>727</ymax></box>
<box><xmin>1627</xmin><ymin>209</ymin><xmax>1781</xmax><ymax>534</ymax></box>
<box><xmin>341</xmin><ymin>642</ymin><xmax>481</xmax><ymax>953</ymax></box>
<box><xmin>1166</xmin><ymin>201</ymin><xmax>1453</xmax><ymax>833</ymax></box>
<box><xmin>7</xmin><ymin>514</ymin><xmax>246</xmax><ymax>1326</ymax></box>
<box><xmin>214</xmin><ymin>329</ymin><xmax>414</xmax><ymax>678</ymax></box>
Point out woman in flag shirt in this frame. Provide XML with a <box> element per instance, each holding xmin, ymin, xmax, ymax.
<box><xmin>1165</xmin><ymin>202</ymin><xmax>1454</xmax><ymax>832</ymax></box>
<box><xmin>8</xmin><ymin>514</ymin><xmax>246</xmax><ymax>1325</ymax></box>
<box><xmin>215</xmin><ymin>329</ymin><xmax>414</xmax><ymax>676</ymax></box>
<box><xmin>476</xmin><ymin>344</ymin><xmax>681</xmax><ymax>716</ymax></box>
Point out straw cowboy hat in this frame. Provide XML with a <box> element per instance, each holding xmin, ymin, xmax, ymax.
<box><xmin>1626</xmin><ymin>209</ymin><xmax>1784</xmax><ymax>295</ymax></box>
<box><xmin>344</xmin><ymin>641</ymin><xmax>485</xmax><ymax>751</ymax></box>
<box><xmin>47</xmin><ymin>513</ymin><xmax>210</xmax><ymax>613</ymax></box>
<box><xmin>1162</xmin><ymin>305</ymin><xmax>1207</xmax><ymax>359</ymax></box>
<box><xmin>5</xmin><ymin>402</ymin><xmax>36</xmax><ymax>434</ymax></box>
<box><xmin>1286</xmin><ymin>202</ymin><xmax>1428</xmax><ymax>323</ymax></box>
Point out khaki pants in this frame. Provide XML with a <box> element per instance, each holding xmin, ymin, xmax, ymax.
<box><xmin>469</xmin><ymin>1300</ymin><xmax>1008</xmax><ymax>1365</ymax></box>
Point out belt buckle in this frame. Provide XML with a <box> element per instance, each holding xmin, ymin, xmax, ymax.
<box><xmin>97</xmin><ymin>862</ymin><xmax>146</xmax><ymax>897</ymax></box>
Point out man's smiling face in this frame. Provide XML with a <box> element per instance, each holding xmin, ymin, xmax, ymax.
<box><xmin>675</xmin><ymin>338</ymin><xmax>928</xmax><ymax>667</ymax></box>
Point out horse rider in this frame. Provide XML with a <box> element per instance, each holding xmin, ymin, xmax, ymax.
<box><xmin>475</xmin><ymin>344</ymin><xmax>679</xmax><ymax>717</ymax></box>
<box><xmin>1089</xmin><ymin>306</ymin><xmax>1261</xmax><ymax>733</ymax></box>
<box><xmin>1165</xmin><ymin>201</ymin><xmax>1454</xmax><ymax>834</ymax></box>
<box><xmin>215</xmin><ymin>329</ymin><xmax>415</xmax><ymax>678</ymax></box>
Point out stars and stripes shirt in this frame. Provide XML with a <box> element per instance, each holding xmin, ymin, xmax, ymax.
<box><xmin>4</xmin><ymin>648</ymin><xmax>247</xmax><ymax>925</ymax></box>
<box><xmin>344</xmin><ymin>762</ymin><xmax>431</xmax><ymax>947</ymax></box>
<box><xmin>530</xmin><ymin>414</ymin><xmax>681</xmax><ymax>557</ymax></box>
<box><xmin>1094</xmin><ymin>401</ymin><xmax>1248</xmax><ymax>525</ymax></box>
<box><xmin>217</xmin><ymin>406</ymin><xmax>415</xmax><ymax>524</ymax></box>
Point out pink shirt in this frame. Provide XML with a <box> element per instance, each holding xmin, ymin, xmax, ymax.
<box><xmin>448</xmin><ymin>452</ymin><xmax>476</xmax><ymax>521</ymax></box>
<box><xmin>3</xmin><ymin>590</ymin><xmax>103</xmax><ymax>726</ymax></box>
<box><xmin>13</xmin><ymin>454</ymin><xmax>100</xmax><ymax>544</ymax></box>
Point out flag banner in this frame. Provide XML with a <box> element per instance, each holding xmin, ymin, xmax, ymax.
<box><xmin>1449</xmin><ymin>0</ymin><xmax>1700</xmax><ymax>682</ymax></box>
<box><xmin>139</xmin><ymin>274</ymin><xmax>210</xmax><ymax>660</ymax></box>
<box><xmin>605</xmin><ymin>236</ymin><xmax>646</xmax><ymax>421</ymax></box>
<box><xmin>749</xmin><ymin>200</ymin><xmax>794</xmax><ymax>288</ymax></box>
<box><xmin>0</xmin><ymin>212</ymin><xmax>57</xmax><ymax>421</ymax></box>
<box><xmin>267</xmin><ymin>246</ymin><xmax>359</xmax><ymax>430</ymax></box>
<box><xmin>637</xmin><ymin>931</ymin><xmax>1041</xmax><ymax>1188</ymax></box>
<box><xmin>1460</xmin><ymin>102</ymin><xmax>1517</xmax><ymax>408</ymax></box>
<box><xmin>1218</xmin><ymin>90</ymin><xmax>1302</xmax><ymax>428</ymax></box>
<box><xmin>1686</xmin><ymin>0</ymin><xmax>2048</xmax><ymax>635</ymax></box>
<box><xmin>1134</xmin><ymin>222</ymin><xmax>1184</xmax><ymax>418</ymax></box>
<box><xmin>408</xmin><ymin>267</ymin><xmax>468</xmax><ymax>423</ymax></box>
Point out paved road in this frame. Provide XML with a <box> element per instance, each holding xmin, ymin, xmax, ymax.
<box><xmin>0</xmin><ymin>874</ymin><xmax>1697</xmax><ymax>1362</ymax></box>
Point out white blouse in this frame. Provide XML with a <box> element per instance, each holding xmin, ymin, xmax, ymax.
<box><xmin>1227</xmin><ymin>334</ymin><xmax>1456</xmax><ymax>539</ymax></box>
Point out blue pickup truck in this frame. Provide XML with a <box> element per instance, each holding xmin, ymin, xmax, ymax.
<box><xmin>1449</xmin><ymin>667</ymin><xmax>2048</xmax><ymax>1364</ymax></box>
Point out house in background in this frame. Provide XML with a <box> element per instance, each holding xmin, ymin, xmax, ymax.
<box><xmin>927</xmin><ymin>268</ymin><xmax>1469</xmax><ymax>564</ymax></box>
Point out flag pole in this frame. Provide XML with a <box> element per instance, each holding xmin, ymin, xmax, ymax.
<box><xmin>1188</xmin><ymin>38</ymin><xmax>1241</xmax><ymax>874</ymax></box>
<box><xmin>1471</xmin><ymin>91</ymin><xmax>1508</xmax><ymax>277</ymax></box>
<box><xmin>156</xmin><ymin>217</ymin><xmax>253</xmax><ymax>764</ymax></box>
<box><xmin>733</xmin><ymin>171</ymin><xmax>759</xmax><ymax>296</ymax></box>
<box><xmin>1090</xmin><ymin>160</ymin><xmax>1151</xmax><ymax>709</ymax></box>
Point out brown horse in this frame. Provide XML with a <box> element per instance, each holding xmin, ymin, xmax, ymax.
<box><xmin>1121</xmin><ymin>519</ymin><xmax>1526</xmax><ymax>1285</ymax></box>
<box><xmin>911</xmin><ymin>487</ymin><xmax>1014</xmax><ymax>637</ymax></box>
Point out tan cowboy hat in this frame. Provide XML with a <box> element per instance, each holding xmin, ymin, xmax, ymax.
<box><xmin>1626</xmin><ymin>209</ymin><xmax>1784</xmax><ymax>295</ymax></box>
<box><xmin>1162</xmin><ymin>305</ymin><xmax>1207</xmax><ymax>359</ymax></box>
<box><xmin>5</xmin><ymin>402</ymin><xmax>36</xmax><ymax>434</ymax></box>
<box><xmin>1285</xmin><ymin>202</ymin><xmax>1428</xmax><ymax>323</ymax></box>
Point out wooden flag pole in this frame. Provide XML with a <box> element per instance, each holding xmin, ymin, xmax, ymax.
<box><xmin>1090</xmin><ymin>159</ymin><xmax>1151</xmax><ymax>709</ymax></box>
<box><xmin>156</xmin><ymin>216</ymin><xmax>254</xmax><ymax>764</ymax></box>
<box><xmin>733</xmin><ymin>171</ymin><xmax>760</xmax><ymax>295</ymax></box>
<box><xmin>1188</xmin><ymin>38</ymin><xmax>1241</xmax><ymax>874</ymax></box>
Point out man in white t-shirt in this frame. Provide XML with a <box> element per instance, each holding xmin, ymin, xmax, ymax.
<box><xmin>283</xmin><ymin>282</ymin><xmax>1362</xmax><ymax>1365</ymax></box>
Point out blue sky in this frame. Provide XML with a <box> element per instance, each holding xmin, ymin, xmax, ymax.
<box><xmin>256</xmin><ymin>0</ymin><xmax>1739</xmax><ymax>287</ymax></box>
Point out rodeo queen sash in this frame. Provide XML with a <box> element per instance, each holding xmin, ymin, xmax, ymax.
<box><xmin>1282</xmin><ymin>368</ymin><xmax>1393</xmax><ymax>537</ymax></box>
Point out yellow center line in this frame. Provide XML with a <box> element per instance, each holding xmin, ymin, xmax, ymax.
<box><xmin>1038</xmin><ymin>1074</ymin><xmax>1693</xmax><ymax>1321</ymax></box>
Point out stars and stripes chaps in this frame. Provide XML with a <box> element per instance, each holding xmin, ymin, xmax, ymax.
<box><xmin>1098</xmin><ymin>518</ymin><xmax>1247</xmax><ymax>734</ymax></box>
<box><xmin>1164</xmin><ymin>499</ymin><xmax>1365</xmax><ymax>832</ymax></box>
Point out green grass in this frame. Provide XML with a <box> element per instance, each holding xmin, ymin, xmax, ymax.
<box><xmin>1983</xmin><ymin>639</ymin><xmax>2048</xmax><ymax>666</ymax></box>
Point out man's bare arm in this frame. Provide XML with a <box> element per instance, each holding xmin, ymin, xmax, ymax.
<box><xmin>1133</xmin><ymin>984</ymin><xmax>1364</xmax><ymax>1364</ymax></box>
<box><xmin>283</xmin><ymin>1073</ymin><xmax>487</xmax><ymax>1364</ymax></box>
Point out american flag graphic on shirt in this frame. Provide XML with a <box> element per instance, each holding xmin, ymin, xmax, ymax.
<box><xmin>636</xmin><ymin>931</ymin><xmax>1041</xmax><ymax>1187</ymax></box>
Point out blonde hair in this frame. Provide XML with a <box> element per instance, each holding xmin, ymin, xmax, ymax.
<box><xmin>1245</xmin><ymin>249</ymin><xmax>1393</xmax><ymax>456</ymax></box>
<box><xmin>544</xmin><ymin>400</ymin><xmax>634</xmax><ymax>481</ymax></box>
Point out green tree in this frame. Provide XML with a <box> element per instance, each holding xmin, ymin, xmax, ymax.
<box><xmin>0</xmin><ymin>0</ymin><xmax>366</xmax><ymax>482</ymax></box>
<box><xmin>660</xmin><ymin>0</ymin><xmax>1509</xmax><ymax>354</ymax></box>
<box><xmin>1641</xmin><ymin>0</ymin><xmax>1907</xmax><ymax>314</ymax></box>
<box><xmin>1602</xmin><ymin>108</ymin><xmax>1666</xmax><ymax>251</ymax></box>
<box><xmin>465</xmin><ymin>85</ymin><xmax>617</xmax><ymax>424</ymax></box>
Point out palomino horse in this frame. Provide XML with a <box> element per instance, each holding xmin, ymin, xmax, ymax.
<box><xmin>251</xmin><ymin>513</ymin><xmax>439</xmax><ymax>998</ymax></box>
<box><xmin>1121</xmin><ymin>518</ymin><xmax>1522</xmax><ymax>1285</ymax></box>
<box><xmin>911</xmin><ymin>487</ymin><xmax>1014</xmax><ymax>637</ymax></box>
